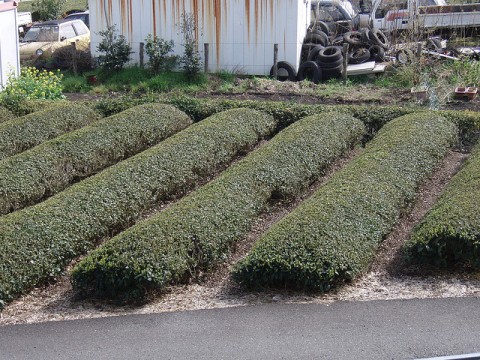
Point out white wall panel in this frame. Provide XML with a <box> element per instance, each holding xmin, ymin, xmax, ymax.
<box><xmin>0</xmin><ymin>4</ymin><xmax>19</xmax><ymax>90</ymax></box>
<box><xmin>88</xmin><ymin>0</ymin><xmax>311</xmax><ymax>75</ymax></box>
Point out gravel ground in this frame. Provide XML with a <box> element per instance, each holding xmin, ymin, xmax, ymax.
<box><xmin>1</xmin><ymin>149</ymin><xmax>479</xmax><ymax>326</ymax></box>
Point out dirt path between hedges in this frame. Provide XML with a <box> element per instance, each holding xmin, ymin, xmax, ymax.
<box><xmin>2</xmin><ymin>148</ymin><xmax>480</xmax><ymax>326</ymax></box>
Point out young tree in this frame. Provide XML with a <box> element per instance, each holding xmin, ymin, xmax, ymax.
<box><xmin>32</xmin><ymin>0</ymin><xmax>66</xmax><ymax>21</ymax></box>
<box><xmin>96</xmin><ymin>25</ymin><xmax>133</xmax><ymax>73</ymax></box>
<box><xmin>180</xmin><ymin>13</ymin><xmax>202</xmax><ymax>79</ymax></box>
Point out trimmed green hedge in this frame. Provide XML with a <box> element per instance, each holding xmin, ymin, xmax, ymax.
<box><xmin>0</xmin><ymin>107</ymin><xmax>14</xmax><ymax>124</ymax></box>
<box><xmin>0</xmin><ymin>108</ymin><xmax>274</xmax><ymax>308</ymax></box>
<box><xmin>1</xmin><ymin>99</ymin><xmax>64</xmax><ymax>117</ymax></box>
<box><xmin>94</xmin><ymin>94</ymin><xmax>480</xmax><ymax>144</ymax></box>
<box><xmin>0</xmin><ymin>103</ymin><xmax>99</xmax><ymax>161</ymax></box>
<box><xmin>233</xmin><ymin>112</ymin><xmax>458</xmax><ymax>291</ymax></box>
<box><xmin>0</xmin><ymin>104</ymin><xmax>192</xmax><ymax>215</ymax></box>
<box><xmin>71</xmin><ymin>112</ymin><xmax>365</xmax><ymax>299</ymax></box>
<box><xmin>404</xmin><ymin>142</ymin><xmax>480</xmax><ymax>268</ymax></box>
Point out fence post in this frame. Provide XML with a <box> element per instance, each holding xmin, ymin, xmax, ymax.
<box><xmin>204</xmin><ymin>43</ymin><xmax>209</xmax><ymax>73</ymax></box>
<box><xmin>139</xmin><ymin>42</ymin><xmax>145</xmax><ymax>69</ymax></box>
<box><xmin>71</xmin><ymin>41</ymin><xmax>77</xmax><ymax>76</ymax></box>
<box><xmin>273</xmin><ymin>44</ymin><xmax>278</xmax><ymax>80</ymax></box>
<box><xmin>342</xmin><ymin>43</ymin><xmax>349</xmax><ymax>85</ymax></box>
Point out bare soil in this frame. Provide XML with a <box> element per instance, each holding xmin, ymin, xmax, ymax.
<box><xmin>2</xmin><ymin>147</ymin><xmax>479</xmax><ymax>326</ymax></box>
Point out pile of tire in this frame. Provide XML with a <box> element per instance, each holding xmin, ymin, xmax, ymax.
<box><xmin>298</xmin><ymin>27</ymin><xmax>390</xmax><ymax>83</ymax></box>
<box><xmin>342</xmin><ymin>28</ymin><xmax>389</xmax><ymax>65</ymax></box>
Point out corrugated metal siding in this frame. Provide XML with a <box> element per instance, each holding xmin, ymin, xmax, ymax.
<box><xmin>88</xmin><ymin>0</ymin><xmax>311</xmax><ymax>75</ymax></box>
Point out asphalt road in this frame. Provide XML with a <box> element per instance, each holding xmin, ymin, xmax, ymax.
<box><xmin>1</xmin><ymin>298</ymin><xmax>480</xmax><ymax>360</ymax></box>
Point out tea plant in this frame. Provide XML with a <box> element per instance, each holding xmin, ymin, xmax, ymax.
<box><xmin>145</xmin><ymin>35</ymin><xmax>178</xmax><ymax>74</ymax></box>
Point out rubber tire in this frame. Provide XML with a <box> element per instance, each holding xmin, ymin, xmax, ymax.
<box><xmin>348</xmin><ymin>47</ymin><xmax>371</xmax><ymax>64</ymax></box>
<box><xmin>317</xmin><ymin>57</ymin><xmax>344</xmax><ymax>68</ymax></box>
<box><xmin>322</xmin><ymin>63</ymin><xmax>343</xmax><ymax>79</ymax></box>
<box><xmin>343</xmin><ymin>31</ymin><xmax>363</xmax><ymax>46</ymax></box>
<box><xmin>314</xmin><ymin>20</ymin><xmax>330</xmax><ymax>35</ymax></box>
<box><xmin>369</xmin><ymin>29</ymin><xmax>389</xmax><ymax>50</ymax></box>
<box><xmin>297</xmin><ymin>61</ymin><xmax>322</xmax><ymax>84</ymax></box>
<box><xmin>396</xmin><ymin>49</ymin><xmax>414</xmax><ymax>65</ymax></box>
<box><xmin>270</xmin><ymin>61</ymin><xmax>297</xmax><ymax>81</ymax></box>
<box><xmin>369</xmin><ymin>45</ymin><xmax>385</xmax><ymax>62</ymax></box>
<box><xmin>360</xmin><ymin>28</ymin><xmax>371</xmax><ymax>45</ymax></box>
<box><xmin>426</xmin><ymin>38</ymin><xmax>442</xmax><ymax>51</ymax></box>
<box><xmin>307</xmin><ymin>45</ymin><xmax>325</xmax><ymax>62</ymax></box>
<box><xmin>331</xmin><ymin>36</ymin><xmax>344</xmax><ymax>46</ymax></box>
<box><xmin>317</xmin><ymin>46</ymin><xmax>343</xmax><ymax>63</ymax></box>
<box><xmin>305</xmin><ymin>31</ymin><xmax>328</xmax><ymax>46</ymax></box>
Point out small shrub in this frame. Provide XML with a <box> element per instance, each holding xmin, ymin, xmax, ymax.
<box><xmin>180</xmin><ymin>13</ymin><xmax>202</xmax><ymax>79</ymax></box>
<box><xmin>71</xmin><ymin>112</ymin><xmax>365</xmax><ymax>299</ymax></box>
<box><xmin>145</xmin><ymin>35</ymin><xmax>178</xmax><ymax>74</ymax></box>
<box><xmin>97</xmin><ymin>25</ymin><xmax>133</xmax><ymax>73</ymax></box>
<box><xmin>0</xmin><ymin>66</ymin><xmax>64</xmax><ymax>116</ymax></box>
<box><xmin>0</xmin><ymin>67</ymin><xmax>64</xmax><ymax>103</ymax></box>
<box><xmin>233</xmin><ymin>112</ymin><xmax>458</xmax><ymax>291</ymax></box>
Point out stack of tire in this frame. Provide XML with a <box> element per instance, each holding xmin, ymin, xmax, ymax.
<box><xmin>343</xmin><ymin>28</ymin><xmax>389</xmax><ymax>65</ymax></box>
<box><xmin>298</xmin><ymin>27</ymin><xmax>390</xmax><ymax>83</ymax></box>
<box><xmin>298</xmin><ymin>28</ymin><xmax>343</xmax><ymax>83</ymax></box>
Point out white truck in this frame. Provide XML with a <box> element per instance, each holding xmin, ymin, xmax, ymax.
<box><xmin>360</xmin><ymin>0</ymin><xmax>480</xmax><ymax>34</ymax></box>
<box><xmin>17</xmin><ymin>11</ymin><xmax>32</xmax><ymax>35</ymax></box>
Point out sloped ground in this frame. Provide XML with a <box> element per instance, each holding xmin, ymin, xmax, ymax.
<box><xmin>2</xmin><ymin>147</ymin><xmax>479</xmax><ymax>326</ymax></box>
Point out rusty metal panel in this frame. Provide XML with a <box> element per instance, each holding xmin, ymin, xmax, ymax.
<box><xmin>88</xmin><ymin>0</ymin><xmax>311</xmax><ymax>75</ymax></box>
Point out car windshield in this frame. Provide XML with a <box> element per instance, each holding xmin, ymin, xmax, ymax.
<box><xmin>23</xmin><ymin>26</ymin><xmax>59</xmax><ymax>42</ymax></box>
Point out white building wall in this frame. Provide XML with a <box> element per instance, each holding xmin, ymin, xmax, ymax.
<box><xmin>0</xmin><ymin>1</ymin><xmax>20</xmax><ymax>90</ymax></box>
<box><xmin>88</xmin><ymin>0</ymin><xmax>311</xmax><ymax>76</ymax></box>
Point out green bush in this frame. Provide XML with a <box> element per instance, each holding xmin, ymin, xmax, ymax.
<box><xmin>1</xmin><ymin>67</ymin><xmax>64</xmax><ymax>101</ymax></box>
<box><xmin>0</xmin><ymin>103</ymin><xmax>99</xmax><ymax>161</ymax></box>
<box><xmin>0</xmin><ymin>107</ymin><xmax>14</xmax><ymax>123</ymax></box>
<box><xmin>1</xmin><ymin>98</ymin><xmax>63</xmax><ymax>117</ymax></box>
<box><xmin>0</xmin><ymin>108</ymin><xmax>275</xmax><ymax>308</ymax></box>
<box><xmin>404</xmin><ymin>142</ymin><xmax>480</xmax><ymax>268</ymax></box>
<box><xmin>0</xmin><ymin>104</ymin><xmax>192</xmax><ymax>215</ymax></box>
<box><xmin>233</xmin><ymin>112</ymin><xmax>458</xmax><ymax>291</ymax></box>
<box><xmin>71</xmin><ymin>112</ymin><xmax>365</xmax><ymax>299</ymax></box>
<box><xmin>144</xmin><ymin>35</ymin><xmax>178</xmax><ymax>74</ymax></box>
<box><xmin>97</xmin><ymin>25</ymin><xmax>133</xmax><ymax>73</ymax></box>
<box><xmin>92</xmin><ymin>95</ymin><xmax>480</xmax><ymax>144</ymax></box>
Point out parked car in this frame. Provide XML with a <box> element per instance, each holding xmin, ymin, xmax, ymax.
<box><xmin>64</xmin><ymin>10</ymin><xmax>89</xmax><ymax>28</ymax></box>
<box><xmin>19</xmin><ymin>19</ymin><xmax>90</xmax><ymax>69</ymax></box>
